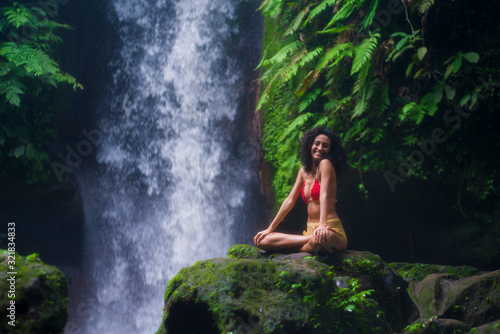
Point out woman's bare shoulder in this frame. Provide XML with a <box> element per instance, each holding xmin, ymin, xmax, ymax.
<box><xmin>319</xmin><ymin>159</ymin><xmax>334</xmax><ymax>170</ymax></box>
<box><xmin>299</xmin><ymin>166</ymin><xmax>307</xmax><ymax>178</ymax></box>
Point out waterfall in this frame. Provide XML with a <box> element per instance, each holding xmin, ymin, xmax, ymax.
<box><xmin>72</xmin><ymin>0</ymin><xmax>262</xmax><ymax>332</ymax></box>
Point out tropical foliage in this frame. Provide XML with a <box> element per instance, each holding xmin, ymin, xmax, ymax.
<box><xmin>258</xmin><ymin>0</ymin><xmax>500</xmax><ymax>266</ymax></box>
<box><xmin>0</xmin><ymin>1</ymin><xmax>82</xmax><ymax>183</ymax></box>
<box><xmin>258</xmin><ymin>0</ymin><xmax>499</xmax><ymax>202</ymax></box>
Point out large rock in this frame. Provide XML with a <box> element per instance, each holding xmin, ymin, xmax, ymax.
<box><xmin>156</xmin><ymin>245</ymin><xmax>418</xmax><ymax>334</ymax></box>
<box><xmin>0</xmin><ymin>251</ymin><xmax>68</xmax><ymax>334</ymax></box>
<box><xmin>401</xmin><ymin>317</ymin><xmax>472</xmax><ymax>334</ymax></box>
<box><xmin>469</xmin><ymin>319</ymin><xmax>500</xmax><ymax>333</ymax></box>
<box><xmin>388</xmin><ymin>262</ymin><xmax>481</xmax><ymax>283</ymax></box>
<box><xmin>408</xmin><ymin>271</ymin><xmax>500</xmax><ymax>327</ymax></box>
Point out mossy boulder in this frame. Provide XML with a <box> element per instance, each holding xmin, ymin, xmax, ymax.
<box><xmin>0</xmin><ymin>250</ymin><xmax>68</xmax><ymax>334</ymax></box>
<box><xmin>157</xmin><ymin>245</ymin><xmax>419</xmax><ymax>334</ymax></box>
<box><xmin>469</xmin><ymin>319</ymin><xmax>500</xmax><ymax>333</ymax></box>
<box><xmin>389</xmin><ymin>262</ymin><xmax>481</xmax><ymax>284</ymax></box>
<box><xmin>408</xmin><ymin>271</ymin><xmax>500</xmax><ymax>327</ymax></box>
<box><xmin>401</xmin><ymin>317</ymin><xmax>472</xmax><ymax>334</ymax></box>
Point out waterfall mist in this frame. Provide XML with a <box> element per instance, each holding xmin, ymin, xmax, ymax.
<box><xmin>69</xmin><ymin>0</ymin><xmax>263</xmax><ymax>332</ymax></box>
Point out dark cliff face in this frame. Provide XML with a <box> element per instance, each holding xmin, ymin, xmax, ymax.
<box><xmin>0</xmin><ymin>180</ymin><xmax>84</xmax><ymax>267</ymax></box>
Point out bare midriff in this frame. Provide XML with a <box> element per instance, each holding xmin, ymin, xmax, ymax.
<box><xmin>306</xmin><ymin>198</ymin><xmax>338</xmax><ymax>222</ymax></box>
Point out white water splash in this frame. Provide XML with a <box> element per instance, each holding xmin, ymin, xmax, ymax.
<box><xmin>75</xmin><ymin>0</ymin><xmax>254</xmax><ymax>332</ymax></box>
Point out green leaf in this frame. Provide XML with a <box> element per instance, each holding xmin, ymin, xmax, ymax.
<box><xmin>305</xmin><ymin>0</ymin><xmax>336</xmax><ymax>23</ymax></box>
<box><xmin>316</xmin><ymin>25</ymin><xmax>354</xmax><ymax>35</ymax></box>
<box><xmin>351</xmin><ymin>32</ymin><xmax>380</xmax><ymax>75</ymax></box>
<box><xmin>360</xmin><ymin>0</ymin><xmax>379</xmax><ymax>29</ymax></box>
<box><xmin>298</xmin><ymin>88</ymin><xmax>321</xmax><ymax>112</ymax></box>
<box><xmin>4</xmin><ymin>5</ymin><xmax>32</xmax><ymax>29</ymax></box>
<box><xmin>444</xmin><ymin>63</ymin><xmax>454</xmax><ymax>79</ymax></box>
<box><xmin>433</xmin><ymin>85</ymin><xmax>443</xmax><ymax>103</ymax></box>
<box><xmin>463</xmin><ymin>52</ymin><xmax>479</xmax><ymax>63</ymax></box>
<box><xmin>444</xmin><ymin>85</ymin><xmax>456</xmax><ymax>100</ymax></box>
<box><xmin>344</xmin><ymin>305</ymin><xmax>355</xmax><ymax>312</ymax></box>
<box><xmin>417</xmin><ymin>47</ymin><xmax>427</xmax><ymax>61</ymax></box>
<box><xmin>460</xmin><ymin>94</ymin><xmax>471</xmax><ymax>107</ymax></box>
<box><xmin>453</xmin><ymin>58</ymin><xmax>462</xmax><ymax>73</ymax></box>
<box><xmin>414</xmin><ymin>68</ymin><xmax>424</xmax><ymax>79</ymax></box>
<box><xmin>281</xmin><ymin>113</ymin><xmax>314</xmax><ymax>141</ymax></box>
<box><xmin>406</xmin><ymin>62</ymin><xmax>414</xmax><ymax>78</ymax></box>
<box><xmin>313</xmin><ymin>116</ymin><xmax>329</xmax><ymax>127</ymax></box>
<box><xmin>25</xmin><ymin>143</ymin><xmax>35</xmax><ymax>159</ymax></box>
<box><xmin>10</xmin><ymin>145</ymin><xmax>25</xmax><ymax>158</ymax></box>
<box><xmin>395</xmin><ymin>35</ymin><xmax>410</xmax><ymax>51</ymax></box>
<box><xmin>262</xmin><ymin>41</ymin><xmax>303</xmax><ymax>66</ymax></box>
<box><xmin>418</xmin><ymin>0</ymin><xmax>434</xmax><ymax>14</ymax></box>
<box><xmin>315</xmin><ymin>43</ymin><xmax>352</xmax><ymax>72</ymax></box>
<box><xmin>285</xmin><ymin>7</ymin><xmax>308</xmax><ymax>36</ymax></box>
<box><xmin>299</xmin><ymin>47</ymin><xmax>324</xmax><ymax>67</ymax></box>
<box><xmin>0</xmin><ymin>78</ymin><xmax>25</xmax><ymax>106</ymax></box>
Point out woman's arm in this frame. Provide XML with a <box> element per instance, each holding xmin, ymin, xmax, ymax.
<box><xmin>318</xmin><ymin>159</ymin><xmax>336</xmax><ymax>227</ymax></box>
<box><xmin>265</xmin><ymin>168</ymin><xmax>304</xmax><ymax>232</ymax></box>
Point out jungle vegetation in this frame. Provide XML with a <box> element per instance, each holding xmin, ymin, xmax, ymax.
<box><xmin>257</xmin><ymin>0</ymin><xmax>499</xmax><ymax>265</ymax></box>
<box><xmin>0</xmin><ymin>1</ymin><xmax>82</xmax><ymax>184</ymax></box>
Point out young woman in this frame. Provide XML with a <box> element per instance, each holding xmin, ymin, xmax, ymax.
<box><xmin>254</xmin><ymin>126</ymin><xmax>348</xmax><ymax>254</ymax></box>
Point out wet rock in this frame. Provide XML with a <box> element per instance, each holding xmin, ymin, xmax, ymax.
<box><xmin>468</xmin><ymin>319</ymin><xmax>500</xmax><ymax>333</ymax></box>
<box><xmin>156</xmin><ymin>245</ymin><xmax>418</xmax><ymax>334</ymax></box>
<box><xmin>409</xmin><ymin>270</ymin><xmax>500</xmax><ymax>327</ymax></box>
<box><xmin>0</xmin><ymin>251</ymin><xmax>68</xmax><ymax>334</ymax></box>
<box><xmin>389</xmin><ymin>262</ymin><xmax>481</xmax><ymax>284</ymax></box>
<box><xmin>401</xmin><ymin>317</ymin><xmax>472</xmax><ymax>334</ymax></box>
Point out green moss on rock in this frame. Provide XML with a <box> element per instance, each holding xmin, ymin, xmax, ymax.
<box><xmin>389</xmin><ymin>263</ymin><xmax>481</xmax><ymax>283</ymax></box>
<box><xmin>158</xmin><ymin>245</ymin><xmax>419</xmax><ymax>334</ymax></box>
<box><xmin>409</xmin><ymin>271</ymin><xmax>500</xmax><ymax>327</ymax></box>
<box><xmin>0</xmin><ymin>250</ymin><xmax>68</xmax><ymax>334</ymax></box>
<box><xmin>468</xmin><ymin>319</ymin><xmax>500</xmax><ymax>334</ymax></box>
<box><xmin>402</xmin><ymin>317</ymin><xmax>471</xmax><ymax>334</ymax></box>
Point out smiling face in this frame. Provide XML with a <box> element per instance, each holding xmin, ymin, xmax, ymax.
<box><xmin>311</xmin><ymin>134</ymin><xmax>331</xmax><ymax>163</ymax></box>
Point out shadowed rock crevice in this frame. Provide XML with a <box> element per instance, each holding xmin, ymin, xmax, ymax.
<box><xmin>165</xmin><ymin>299</ymin><xmax>219</xmax><ymax>334</ymax></box>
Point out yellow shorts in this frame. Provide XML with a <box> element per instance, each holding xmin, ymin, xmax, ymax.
<box><xmin>303</xmin><ymin>218</ymin><xmax>347</xmax><ymax>245</ymax></box>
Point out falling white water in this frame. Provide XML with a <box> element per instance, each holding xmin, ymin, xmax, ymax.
<box><xmin>74</xmin><ymin>0</ymin><xmax>258</xmax><ymax>333</ymax></box>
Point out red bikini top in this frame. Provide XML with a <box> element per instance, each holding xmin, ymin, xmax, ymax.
<box><xmin>302</xmin><ymin>178</ymin><xmax>320</xmax><ymax>203</ymax></box>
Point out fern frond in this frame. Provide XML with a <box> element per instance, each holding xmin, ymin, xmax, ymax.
<box><xmin>263</xmin><ymin>41</ymin><xmax>304</xmax><ymax>66</ymax></box>
<box><xmin>316</xmin><ymin>25</ymin><xmax>354</xmax><ymax>35</ymax></box>
<box><xmin>306</xmin><ymin>0</ymin><xmax>337</xmax><ymax>24</ymax></box>
<box><xmin>281</xmin><ymin>112</ymin><xmax>314</xmax><ymax>140</ymax></box>
<box><xmin>0</xmin><ymin>78</ymin><xmax>25</xmax><ymax>106</ymax></box>
<box><xmin>324</xmin><ymin>0</ymin><xmax>364</xmax><ymax>30</ymax></box>
<box><xmin>351</xmin><ymin>32</ymin><xmax>379</xmax><ymax>75</ymax></box>
<box><xmin>298</xmin><ymin>88</ymin><xmax>322</xmax><ymax>112</ymax></box>
<box><xmin>285</xmin><ymin>6</ymin><xmax>310</xmax><ymax>36</ymax></box>
<box><xmin>313</xmin><ymin>116</ymin><xmax>329</xmax><ymax>127</ymax></box>
<box><xmin>316</xmin><ymin>42</ymin><xmax>353</xmax><ymax>72</ymax></box>
<box><xmin>299</xmin><ymin>47</ymin><xmax>324</xmax><ymax>67</ymax></box>
<box><xmin>0</xmin><ymin>43</ymin><xmax>59</xmax><ymax>76</ymax></box>
<box><xmin>4</xmin><ymin>4</ymin><xmax>33</xmax><ymax>29</ymax></box>
<box><xmin>260</xmin><ymin>0</ymin><xmax>286</xmax><ymax>18</ymax></box>
<box><xmin>360</xmin><ymin>0</ymin><xmax>379</xmax><ymax>29</ymax></box>
<box><xmin>352</xmin><ymin>60</ymin><xmax>373</xmax><ymax>118</ymax></box>
<box><xmin>418</xmin><ymin>0</ymin><xmax>434</xmax><ymax>14</ymax></box>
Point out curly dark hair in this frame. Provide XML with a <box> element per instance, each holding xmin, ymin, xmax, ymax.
<box><xmin>299</xmin><ymin>126</ymin><xmax>348</xmax><ymax>176</ymax></box>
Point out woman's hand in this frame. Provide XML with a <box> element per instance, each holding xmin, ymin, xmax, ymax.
<box><xmin>313</xmin><ymin>226</ymin><xmax>333</xmax><ymax>244</ymax></box>
<box><xmin>254</xmin><ymin>228</ymin><xmax>272</xmax><ymax>246</ymax></box>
